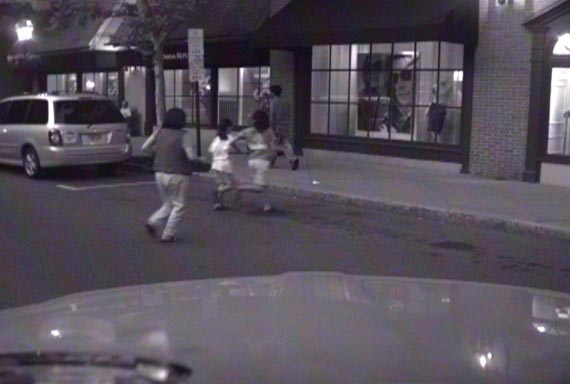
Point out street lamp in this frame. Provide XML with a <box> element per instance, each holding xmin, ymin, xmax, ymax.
<box><xmin>15</xmin><ymin>19</ymin><xmax>34</xmax><ymax>42</ymax></box>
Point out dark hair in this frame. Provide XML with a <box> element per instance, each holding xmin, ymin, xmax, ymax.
<box><xmin>218</xmin><ymin>118</ymin><xmax>232</xmax><ymax>140</ymax></box>
<box><xmin>269</xmin><ymin>85</ymin><xmax>282</xmax><ymax>96</ymax></box>
<box><xmin>163</xmin><ymin>108</ymin><xmax>186</xmax><ymax>129</ymax></box>
<box><xmin>251</xmin><ymin>109</ymin><xmax>269</xmax><ymax>132</ymax></box>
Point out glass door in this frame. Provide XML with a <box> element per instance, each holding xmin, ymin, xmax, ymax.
<box><xmin>548</xmin><ymin>67</ymin><xmax>570</xmax><ymax>156</ymax></box>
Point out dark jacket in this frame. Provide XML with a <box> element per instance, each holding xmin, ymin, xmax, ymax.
<box><xmin>152</xmin><ymin>128</ymin><xmax>194</xmax><ymax>175</ymax></box>
<box><xmin>141</xmin><ymin>108</ymin><xmax>196</xmax><ymax>175</ymax></box>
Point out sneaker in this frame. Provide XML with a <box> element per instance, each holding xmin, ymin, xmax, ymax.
<box><xmin>291</xmin><ymin>158</ymin><xmax>299</xmax><ymax>171</ymax></box>
<box><xmin>160</xmin><ymin>236</ymin><xmax>180</xmax><ymax>243</ymax></box>
<box><xmin>145</xmin><ymin>222</ymin><xmax>158</xmax><ymax>238</ymax></box>
<box><xmin>214</xmin><ymin>203</ymin><xmax>228</xmax><ymax>211</ymax></box>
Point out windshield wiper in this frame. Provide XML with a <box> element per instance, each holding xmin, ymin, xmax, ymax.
<box><xmin>0</xmin><ymin>352</ymin><xmax>192</xmax><ymax>383</ymax></box>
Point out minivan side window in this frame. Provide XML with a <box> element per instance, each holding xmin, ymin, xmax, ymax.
<box><xmin>0</xmin><ymin>102</ymin><xmax>11</xmax><ymax>124</ymax></box>
<box><xmin>5</xmin><ymin>100</ymin><xmax>31</xmax><ymax>124</ymax></box>
<box><xmin>26</xmin><ymin>100</ymin><xmax>49</xmax><ymax>125</ymax></box>
<box><xmin>54</xmin><ymin>100</ymin><xmax>124</xmax><ymax>124</ymax></box>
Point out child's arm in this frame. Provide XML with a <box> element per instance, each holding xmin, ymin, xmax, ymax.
<box><xmin>141</xmin><ymin>129</ymin><xmax>160</xmax><ymax>154</ymax></box>
<box><xmin>228</xmin><ymin>132</ymin><xmax>245</xmax><ymax>154</ymax></box>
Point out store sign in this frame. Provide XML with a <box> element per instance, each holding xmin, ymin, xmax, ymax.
<box><xmin>187</xmin><ymin>29</ymin><xmax>205</xmax><ymax>82</ymax></box>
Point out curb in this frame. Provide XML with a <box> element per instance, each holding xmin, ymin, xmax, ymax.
<box><xmin>266</xmin><ymin>184</ymin><xmax>570</xmax><ymax>240</ymax></box>
<box><xmin>124</xmin><ymin>158</ymin><xmax>570</xmax><ymax>240</ymax></box>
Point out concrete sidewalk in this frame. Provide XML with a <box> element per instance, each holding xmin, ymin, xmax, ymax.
<box><xmin>130</xmin><ymin>133</ymin><xmax>570</xmax><ymax>238</ymax></box>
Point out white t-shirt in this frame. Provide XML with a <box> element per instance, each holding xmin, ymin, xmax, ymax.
<box><xmin>208</xmin><ymin>134</ymin><xmax>234</xmax><ymax>173</ymax></box>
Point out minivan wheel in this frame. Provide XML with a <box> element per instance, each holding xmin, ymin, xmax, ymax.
<box><xmin>23</xmin><ymin>147</ymin><xmax>42</xmax><ymax>179</ymax></box>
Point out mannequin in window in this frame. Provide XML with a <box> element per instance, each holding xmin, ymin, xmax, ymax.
<box><xmin>427</xmin><ymin>77</ymin><xmax>455</xmax><ymax>141</ymax></box>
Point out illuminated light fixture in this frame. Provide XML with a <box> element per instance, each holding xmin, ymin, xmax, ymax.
<box><xmin>478</xmin><ymin>355</ymin><xmax>488</xmax><ymax>369</ymax></box>
<box><xmin>85</xmin><ymin>80</ymin><xmax>95</xmax><ymax>90</ymax></box>
<box><xmin>534</xmin><ymin>323</ymin><xmax>547</xmax><ymax>333</ymax></box>
<box><xmin>553</xmin><ymin>33</ymin><xmax>570</xmax><ymax>55</ymax></box>
<box><xmin>15</xmin><ymin>19</ymin><xmax>34</xmax><ymax>42</ymax></box>
<box><xmin>476</xmin><ymin>352</ymin><xmax>492</xmax><ymax>369</ymax></box>
<box><xmin>50</xmin><ymin>329</ymin><xmax>62</xmax><ymax>338</ymax></box>
<box><xmin>453</xmin><ymin>71</ymin><xmax>464</xmax><ymax>82</ymax></box>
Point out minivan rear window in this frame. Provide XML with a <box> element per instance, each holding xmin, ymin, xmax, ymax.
<box><xmin>54</xmin><ymin>100</ymin><xmax>124</xmax><ymax>124</ymax></box>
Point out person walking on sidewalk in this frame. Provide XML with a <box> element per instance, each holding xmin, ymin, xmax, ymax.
<box><xmin>231</xmin><ymin>109</ymin><xmax>276</xmax><ymax>213</ymax></box>
<box><xmin>141</xmin><ymin>108</ymin><xmax>198</xmax><ymax>243</ymax></box>
<box><xmin>269</xmin><ymin>84</ymin><xmax>299</xmax><ymax>170</ymax></box>
<box><xmin>208</xmin><ymin>118</ymin><xmax>240</xmax><ymax>211</ymax></box>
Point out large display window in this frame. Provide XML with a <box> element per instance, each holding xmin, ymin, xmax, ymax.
<box><xmin>218</xmin><ymin>67</ymin><xmax>270</xmax><ymax>126</ymax></box>
<box><xmin>82</xmin><ymin>72</ymin><xmax>119</xmax><ymax>105</ymax></box>
<box><xmin>47</xmin><ymin>73</ymin><xmax>77</xmax><ymax>94</ymax></box>
<box><xmin>164</xmin><ymin>69</ymin><xmax>212</xmax><ymax>127</ymax></box>
<box><xmin>311</xmin><ymin>42</ymin><xmax>464</xmax><ymax>145</ymax></box>
<box><xmin>547</xmin><ymin>34</ymin><xmax>570</xmax><ymax>157</ymax></box>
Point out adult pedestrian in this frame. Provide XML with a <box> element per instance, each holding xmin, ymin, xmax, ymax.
<box><xmin>141</xmin><ymin>107</ymin><xmax>198</xmax><ymax>243</ymax></box>
<box><xmin>230</xmin><ymin>109</ymin><xmax>276</xmax><ymax>213</ymax></box>
<box><xmin>269</xmin><ymin>84</ymin><xmax>299</xmax><ymax>170</ymax></box>
<box><xmin>120</xmin><ymin>100</ymin><xmax>134</xmax><ymax>134</ymax></box>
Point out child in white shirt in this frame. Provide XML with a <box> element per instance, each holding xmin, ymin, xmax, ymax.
<box><xmin>208</xmin><ymin>118</ymin><xmax>239</xmax><ymax>210</ymax></box>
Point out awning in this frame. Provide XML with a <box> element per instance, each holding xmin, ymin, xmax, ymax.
<box><xmin>253</xmin><ymin>0</ymin><xmax>478</xmax><ymax>49</ymax></box>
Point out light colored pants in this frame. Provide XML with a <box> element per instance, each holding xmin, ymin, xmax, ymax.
<box><xmin>148</xmin><ymin>172</ymin><xmax>190</xmax><ymax>239</ymax></box>
<box><xmin>213</xmin><ymin>170</ymin><xmax>237</xmax><ymax>192</ymax></box>
<box><xmin>248</xmin><ymin>158</ymin><xmax>270</xmax><ymax>186</ymax></box>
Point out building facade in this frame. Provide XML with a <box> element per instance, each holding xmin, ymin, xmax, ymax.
<box><xmin>9</xmin><ymin>0</ymin><xmax>570</xmax><ymax>187</ymax></box>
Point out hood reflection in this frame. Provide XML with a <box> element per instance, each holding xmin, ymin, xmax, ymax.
<box><xmin>0</xmin><ymin>272</ymin><xmax>569</xmax><ymax>384</ymax></box>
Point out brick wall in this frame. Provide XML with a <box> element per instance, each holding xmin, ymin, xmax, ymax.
<box><xmin>470</xmin><ymin>0</ymin><xmax>558</xmax><ymax>179</ymax></box>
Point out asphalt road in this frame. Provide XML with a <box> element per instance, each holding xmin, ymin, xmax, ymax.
<box><xmin>1</xmin><ymin>164</ymin><xmax>570</xmax><ymax>309</ymax></box>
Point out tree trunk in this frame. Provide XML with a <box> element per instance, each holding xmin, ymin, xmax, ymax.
<box><xmin>153</xmin><ymin>41</ymin><xmax>166</xmax><ymax>129</ymax></box>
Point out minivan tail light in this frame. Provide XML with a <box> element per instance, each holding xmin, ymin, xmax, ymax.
<box><xmin>48</xmin><ymin>129</ymin><xmax>63</xmax><ymax>146</ymax></box>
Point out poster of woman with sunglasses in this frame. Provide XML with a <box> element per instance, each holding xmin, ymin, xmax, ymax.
<box><xmin>357</xmin><ymin>53</ymin><xmax>416</xmax><ymax>137</ymax></box>
<box><xmin>391</xmin><ymin>69</ymin><xmax>413</xmax><ymax>134</ymax></box>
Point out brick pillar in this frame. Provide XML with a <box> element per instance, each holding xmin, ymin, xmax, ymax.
<box><xmin>470</xmin><ymin>0</ymin><xmax>559</xmax><ymax>179</ymax></box>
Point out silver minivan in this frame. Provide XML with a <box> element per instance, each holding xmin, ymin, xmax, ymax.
<box><xmin>0</xmin><ymin>92</ymin><xmax>132</xmax><ymax>178</ymax></box>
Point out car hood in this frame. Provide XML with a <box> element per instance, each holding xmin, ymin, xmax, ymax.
<box><xmin>0</xmin><ymin>272</ymin><xmax>569</xmax><ymax>383</ymax></box>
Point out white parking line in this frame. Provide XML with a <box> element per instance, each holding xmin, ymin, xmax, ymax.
<box><xmin>57</xmin><ymin>181</ymin><xmax>156</xmax><ymax>191</ymax></box>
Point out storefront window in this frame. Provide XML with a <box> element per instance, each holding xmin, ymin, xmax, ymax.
<box><xmin>312</xmin><ymin>46</ymin><xmax>330</xmax><ymax>70</ymax></box>
<box><xmin>547</xmin><ymin>67</ymin><xmax>570</xmax><ymax>156</ymax></box>
<box><xmin>82</xmin><ymin>72</ymin><xmax>119</xmax><ymax>104</ymax></box>
<box><xmin>165</xmin><ymin>69</ymin><xmax>212</xmax><ymax>126</ymax></box>
<box><xmin>47</xmin><ymin>73</ymin><xmax>77</xmax><ymax>94</ymax></box>
<box><xmin>217</xmin><ymin>66</ymin><xmax>270</xmax><ymax>126</ymax></box>
<box><xmin>440</xmin><ymin>43</ymin><xmax>464</xmax><ymax>69</ymax></box>
<box><xmin>311</xmin><ymin>41</ymin><xmax>464</xmax><ymax>145</ymax></box>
